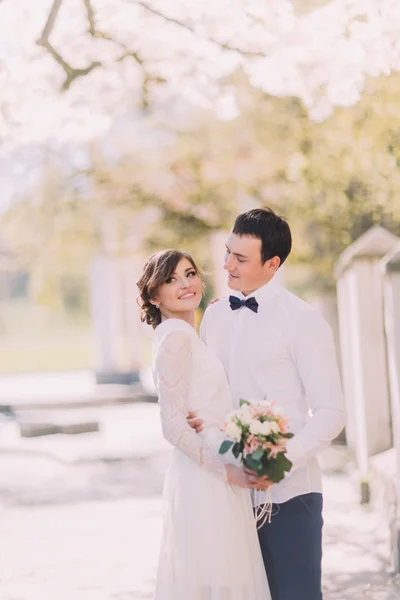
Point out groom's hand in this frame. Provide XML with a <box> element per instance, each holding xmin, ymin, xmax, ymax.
<box><xmin>244</xmin><ymin>467</ymin><xmax>273</xmax><ymax>490</ymax></box>
<box><xmin>187</xmin><ymin>411</ymin><xmax>203</xmax><ymax>433</ymax></box>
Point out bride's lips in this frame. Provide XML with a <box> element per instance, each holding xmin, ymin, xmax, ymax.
<box><xmin>179</xmin><ymin>292</ymin><xmax>196</xmax><ymax>300</ymax></box>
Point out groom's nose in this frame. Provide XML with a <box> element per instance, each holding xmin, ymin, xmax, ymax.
<box><xmin>224</xmin><ymin>255</ymin><xmax>233</xmax><ymax>271</ymax></box>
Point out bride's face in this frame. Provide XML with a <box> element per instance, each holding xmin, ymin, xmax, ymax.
<box><xmin>152</xmin><ymin>258</ymin><xmax>203</xmax><ymax>317</ymax></box>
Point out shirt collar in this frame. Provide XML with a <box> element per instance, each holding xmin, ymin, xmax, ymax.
<box><xmin>234</xmin><ymin>277</ymin><xmax>282</xmax><ymax>304</ymax></box>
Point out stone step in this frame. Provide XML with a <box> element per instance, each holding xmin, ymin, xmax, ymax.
<box><xmin>19</xmin><ymin>420</ymin><xmax>100</xmax><ymax>438</ymax></box>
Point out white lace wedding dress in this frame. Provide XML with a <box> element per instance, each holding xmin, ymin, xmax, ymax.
<box><xmin>152</xmin><ymin>318</ymin><xmax>270</xmax><ymax>600</ymax></box>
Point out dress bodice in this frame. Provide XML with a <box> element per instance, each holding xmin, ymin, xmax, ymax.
<box><xmin>152</xmin><ymin>318</ymin><xmax>233</xmax><ymax>480</ymax></box>
<box><xmin>153</xmin><ymin>318</ymin><xmax>232</xmax><ymax>428</ymax></box>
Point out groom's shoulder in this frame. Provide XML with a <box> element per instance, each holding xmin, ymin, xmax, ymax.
<box><xmin>281</xmin><ymin>288</ymin><xmax>327</xmax><ymax>325</ymax></box>
<box><xmin>282</xmin><ymin>288</ymin><xmax>312</xmax><ymax>311</ymax></box>
<box><xmin>203</xmin><ymin>296</ymin><xmax>231</xmax><ymax>321</ymax></box>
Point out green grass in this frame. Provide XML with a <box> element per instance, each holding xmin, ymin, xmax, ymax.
<box><xmin>0</xmin><ymin>301</ymin><xmax>94</xmax><ymax>373</ymax></box>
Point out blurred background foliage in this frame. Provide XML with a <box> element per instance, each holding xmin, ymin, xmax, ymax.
<box><xmin>2</xmin><ymin>69</ymin><xmax>400</xmax><ymax>314</ymax></box>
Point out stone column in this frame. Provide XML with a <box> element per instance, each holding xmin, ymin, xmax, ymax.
<box><xmin>382</xmin><ymin>248</ymin><xmax>400</xmax><ymax>570</ymax></box>
<box><xmin>90</xmin><ymin>254</ymin><xmax>140</xmax><ymax>384</ymax></box>
<box><xmin>335</xmin><ymin>225</ymin><xmax>400</xmax><ymax>501</ymax></box>
<box><xmin>89</xmin><ymin>209</ymin><xmax>158</xmax><ymax>385</ymax></box>
<box><xmin>119</xmin><ymin>254</ymin><xmax>144</xmax><ymax>375</ymax></box>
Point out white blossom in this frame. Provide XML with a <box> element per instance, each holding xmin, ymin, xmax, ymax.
<box><xmin>260</xmin><ymin>421</ymin><xmax>273</xmax><ymax>436</ymax></box>
<box><xmin>1</xmin><ymin>0</ymin><xmax>399</xmax><ymax>151</ymax></box>
<box><xmin>226</xmin><ymin>419</ymin><xmax>242</xmax><ymax>442</ymax></box>
<box><xmin>269</xmin><ymin>422</ymin><xmax>280</xmax><ymax>434</ymax></box>
<box><xmin>250</xmin><ymin>420</ymin><xmax>263</xmax><ymax>435</ymax></box>
<box><xmin>237</xmin><ymin>404</ymin><xmax>253</xmax><ymax>425</ymax></box>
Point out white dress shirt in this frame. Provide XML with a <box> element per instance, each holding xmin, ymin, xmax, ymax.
<box><xmin>200</xmin><ymin>277</ymin><xmax>345</xmax><ymax>504</ymax></box>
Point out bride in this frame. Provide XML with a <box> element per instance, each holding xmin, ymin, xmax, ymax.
<box><xmin>137</xmin><ymin>249</ymin><xmax>270</xmax><ymax>600</ymax></box>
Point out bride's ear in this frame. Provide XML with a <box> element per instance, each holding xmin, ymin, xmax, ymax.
<box><xmin>150</xmin><ymin>299</ymin><xmax>160</xmax><ymax>310</ymax></box>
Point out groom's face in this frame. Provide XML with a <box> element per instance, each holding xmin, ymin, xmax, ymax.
<box><xmin>224</xmin><ymin>233</ymin><xmax>279</xmax><ymax>296</ymax></box>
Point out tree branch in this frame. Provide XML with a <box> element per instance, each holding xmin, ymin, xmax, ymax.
<box><xmin>136</xmin><ymin>0</ymin><xmax>265</xmax><ymax>58</ymax></box>
<box><xmin>82</xmin><ymin>0</ymin><xmax>165</xmax><ymax>109</ymax></box>
<box><xmin>37</xmin><ymin>0</ymin><xmax>101</xmax><ymax>91</ymax></box>
<box><xmin>36</xmin><ymin>0</ymin><xmax>261</xmax><ymax>97</ymax></box>
<box><xmin>37</xmin><ymin>0</ymin><xmax>63</xmax><ymax>42</ymax></box>
<box><xmin>83</xmin><ymin>0</ymin><xmax>96</xmax><ymax>35</ymax></box>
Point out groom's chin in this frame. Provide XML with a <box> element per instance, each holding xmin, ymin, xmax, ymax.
<box><xmin>227</xmin><ymin>277</ymin><xmax>240</xmax><ymax>290</ymax></box>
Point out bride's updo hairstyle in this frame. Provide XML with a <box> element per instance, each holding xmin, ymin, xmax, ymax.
<box><xmin>136</xmin><ymin>249</ymin><xmax>203</xmax><ymax>329</ymax></box>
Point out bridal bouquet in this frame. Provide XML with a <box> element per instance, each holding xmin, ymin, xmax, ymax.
<box><xmin>219</xmin><ymin>399</ymin><xmax>293</xmax><ymax>484</ymax></box>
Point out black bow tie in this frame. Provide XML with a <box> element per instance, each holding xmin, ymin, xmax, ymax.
<box><xmin>229</xmin><ymin>295</ymin><xmax>259</xmax><ymax>313</ymax></box>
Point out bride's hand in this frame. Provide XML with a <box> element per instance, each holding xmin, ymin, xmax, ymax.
<box><xmin>244</xmin><ymin>467</ymin><xmax>273</xmax><ymax>490</ymax></box>
<box><xmin>226</xmin><ymin>464</ymin><xmax>254</xmax><ymax>488</ymax></box>
<box><xmin>207</xmin><ymin>297</ymin><xmax>223</xmax><ymax>307</ymax></box>
<box><xmin>187</xmin><ymin>411</ymin><xmax>203</xmax><ymax>433</ymax></box>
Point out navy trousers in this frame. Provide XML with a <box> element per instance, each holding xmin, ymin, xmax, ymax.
<box><xmin>257</xmin><ymin>492</ymin><xmax>323</xmax><ymax>600</ymax></box>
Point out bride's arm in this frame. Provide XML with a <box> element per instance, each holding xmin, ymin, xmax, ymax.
<box><xmin>154</xmin><ymin>330</ymin><xmax>252</xmax><ymax>490</ymax></box>
<box><xmin>154</xmin><ymin>330</ymin><xmax>229</xmax><ymax>481</ymax></box>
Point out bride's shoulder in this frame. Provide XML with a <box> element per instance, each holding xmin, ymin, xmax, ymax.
<box><xmin>154</xmin><ymin>319</ymin><xmax>196</xmax><ymax>346</ymax></box>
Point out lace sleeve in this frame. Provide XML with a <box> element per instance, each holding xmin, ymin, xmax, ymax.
<box><xmin>154</xmin><ymin>330</ymin><xmax>228</xmax><ymax>481</ymax></box>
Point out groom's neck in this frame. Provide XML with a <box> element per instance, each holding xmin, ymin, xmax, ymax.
<box><xmin>240</xmin><ymin>275</ymin><xmax>275</xmax><ymax>297</ymax></box>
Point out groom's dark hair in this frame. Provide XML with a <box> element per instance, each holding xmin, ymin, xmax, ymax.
<box><xmin>232</xmin><ymin>207</ymin><xmax>292</xmax><ymax>266</ymax></box>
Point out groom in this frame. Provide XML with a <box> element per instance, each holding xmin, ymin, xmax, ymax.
<box><xmin>189</xmin><ymin>207</ymin><xmax>345</xmax><ymax>600</ymax></box>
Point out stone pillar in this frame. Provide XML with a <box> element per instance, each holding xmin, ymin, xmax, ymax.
<box><xmin>90</xmin><ymin>254</ymin><xmax>146</xmax><ymax>384</ymax></box>
<box><xmin>335</xmin><ymin>226</ymin><xmax>400</xmax><ymax>500</ymax></box>
<box><xmin>90</xmin><ymin>254</ymin><xmax>139</xmax><ymax>384</ymax></box>
<box><xmin>89</xmin><ymin>209</ymin><xmax>158</xmax><ymax>385</ymax></box>
<box><xmin>382</xmin><ymin>248</ymin><xmax>400</xmax><ymax>570</ymax></box>
<box><xmin>119</xmin><ymin>254</ymin><xmax>143</xmax><ymax>374</ymax></box>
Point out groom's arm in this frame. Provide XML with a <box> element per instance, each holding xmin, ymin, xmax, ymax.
<box><xmin>285</xmin><ymin>310</ymin><xmax>345</xmax><ymax>469</ymax></box>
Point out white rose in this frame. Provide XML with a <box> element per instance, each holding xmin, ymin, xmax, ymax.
<box><xmin>226</xmin><ymin>420</ymin><xmax>242</xmax><ymax>442</ymax></box>
<box><xmin>250</xmin><ymin>420</ymin><xmax>263</xmax><ymax>435</ymax></box>
<box><xmin>258</xmin><ymin>400</ymin><xmax>272</xmax><ymax>408</ymax></box>
<box><xmin>260</xmin><ymin>421</ymin><xmax>272</xmax><ymax>436</ymax></box>
<box><xmin>238</xmin><ymin>405</ymin><xmax>253</xmax><ymax>425</ymax></box>
<box><xmin>225</xmin><ymin>410</ymin><xmax>237</xmax><ymax>421</ymax></box>
<box><xmin>269</xmin><ymin>422</ymin><xmax>280</xmax><ymax>434</ymax></box>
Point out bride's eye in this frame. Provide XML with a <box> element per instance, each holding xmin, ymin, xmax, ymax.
<box><xmin>165</xmin><ymin>276</ymin><xmax>176</xmax><ymax>284</ymax></box>
<box><xmin>187</xmin><ymin>270</ymin><xmax>197</xmax><ymax>277</ymax></box>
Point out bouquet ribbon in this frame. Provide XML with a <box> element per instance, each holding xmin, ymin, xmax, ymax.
<box><xmin>253</xmin><ymin>488</ymin><xmax>273</xmax><ymax>529</ymax></box>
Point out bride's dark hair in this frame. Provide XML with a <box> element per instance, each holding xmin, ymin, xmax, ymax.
<box><xmin>136</xmin><ymin>249</ymin><xmax>203</xmax><ymax>329</ymax></box>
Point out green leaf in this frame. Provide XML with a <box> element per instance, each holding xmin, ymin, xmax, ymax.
<box><xmin>244</xmin><ymin>455</ymin><xmax>262</xmax><ymax>474</ymax></box>
<box><xmin>239</xmin><ymin>399</ymin><xmax>250</xmax><ymax>407</ymax></box>
<box><xmin>250</xmin><ymin>451</ymin><xmax>294</xmax><ymax>482</ymax></box>
<box><xmin>219</xmin><ymin>440</ymin><xmax>234</xmax><ymax>455</ymax></box>
<box><xmin>232</xmin><ymin>444</ymin><xmax>241</xmax><ymax>459</ymax></box>
<box><xmin>252</xmin><ymin>447</ymin><xmax>265</xmax><ymax>461</ymax></box>
<box><xmin>280</xmin><ymin>455</ymin><xmax>293</xmax><ymax>472</ymax></box>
